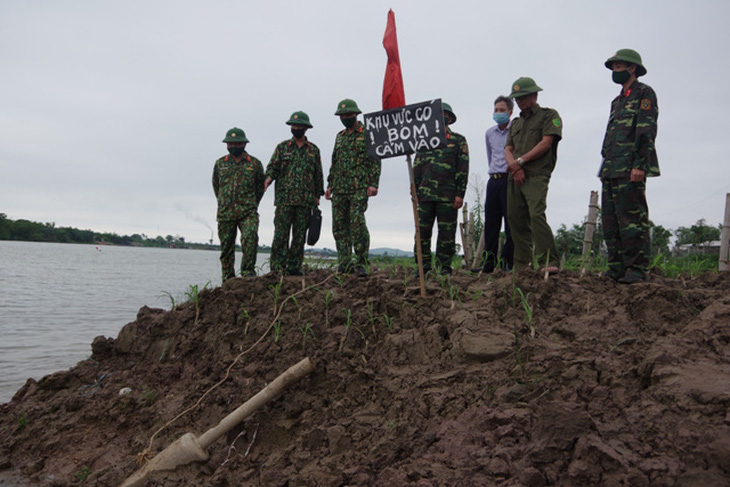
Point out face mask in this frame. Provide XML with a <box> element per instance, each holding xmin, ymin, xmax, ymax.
<box><xmin>291</xmin><ymin>128</ymin><xmax>306</xmax><ymax>139</ymax></box>
<box><xmin>341</xmin><ymin>117</ymin><xmax>356</xmax><ymax>129</ymax></box>
<box><xmin>612</xmin><ymin>70</ymin><xmax>631</xmax><ymax>85</ymax></box>
<box><xmin>228</xmin><ymin>146</ymin><xmax>245</xmax><ymax>157</ymax></box>
<box><xmin>493</xmin><ymin>113</ymin><xmax>510</xmax><ymax>125</ymax></box>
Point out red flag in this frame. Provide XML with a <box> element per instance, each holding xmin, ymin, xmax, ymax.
<box><xmin>382</xmin><ymin>9</ymin><xmax>405</xmax><ymax>110</ymax></box>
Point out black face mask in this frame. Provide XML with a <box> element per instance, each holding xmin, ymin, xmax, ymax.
<box><xmin>291</xmin><ymin>128</ymin><xmax>306</xmax><ymax>139</ymax></box>
<box><xmin>228</xmin><ymin>146</ymin><xmax>245</xmax><ymax>157</ymax></box>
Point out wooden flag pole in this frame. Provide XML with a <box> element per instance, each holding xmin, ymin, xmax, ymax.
<box><xmin>407</xmin><ymin>154</ymin><xmax>426</xmax><ymax>297</ymax></box>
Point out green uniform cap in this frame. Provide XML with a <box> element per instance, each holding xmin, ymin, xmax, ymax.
<box><xmin>604</xmin><ymin>48</ymin><xmax>647</xmax><ymax>77</ymax></box>
<box><xmin>222</xmin><ymin>127</ymin><xmax>249</xmax><ymax>143</ymax></box>
<box><xmin>334</xmin><ymin>98</ymin><xmax>362</xmax><ymax>115</ymax></box>
<box><xmin>441</xmin><ymin>102</ymin><xmax>457</xmax><ymax>123</ymax></box>
<box><xmin>286</xmin><ymin>111</ymin><xmax>313</xmax><ymax>128</ymax></box>
<box><xmin>509</xmin><ymin>77</ymin><xmax>543</xmax><ymax>98</ymax></box>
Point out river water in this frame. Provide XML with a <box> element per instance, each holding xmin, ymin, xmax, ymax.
<box><xmin>0</xmin><ymin>241</ymin><xmax>269</xmax><ymax>403</ymax></box>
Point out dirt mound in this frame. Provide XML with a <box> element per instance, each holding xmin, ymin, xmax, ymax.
<box><xmin>2</xmin><ymin>268</ymin><xmax>730</xmax><ymax>486</ymax></box>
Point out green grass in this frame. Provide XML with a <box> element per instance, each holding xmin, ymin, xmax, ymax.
<box><xmin>74</xmin><ymin>465</ymin><xmax>91</xmax><ymax>483</ymax></box>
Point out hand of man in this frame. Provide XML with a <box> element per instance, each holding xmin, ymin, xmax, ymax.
<box><xmin>454</xmin><ymin>196</ymin><xmax>463</xmax><ymax>209</ymax></box>
<box><xmin>630</xmin><ymin>168</ymin><xmax>645</xmax><ymax>183</ymax></box>
<box><xmin>264</xmin><ymin>177</ymin><xmax>273</xmax><ymax>191</ymax></box>
<box><xmin>324</xmin><ymin>188</ymin><xmax>332</xmax><ymax>200</ymax></box>
<box><xmin>367</xmin><ymin>186</ymin><xmax>378</xmax><ymax>197</ymax></box>
<box><xmin>513</xmin><ymin>168</ymin><xmax>526</xmax><ymax>186</ymax></box>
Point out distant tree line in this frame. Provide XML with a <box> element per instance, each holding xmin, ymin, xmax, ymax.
<box><xmin>0</xmin><ymin>213</ymin><xmax>239</xmax><ymax>250</ymax></box>
<box><xmin>554</xmin><ymin>218</ymin><xmax>722</xmax><ymax>258</ymax></box>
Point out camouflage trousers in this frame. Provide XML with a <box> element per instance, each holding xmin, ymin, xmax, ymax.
<box><xmin>218</xmin><ymin>213</ymin><xmax>259</xmax><ymax>281</ymax></box>
<box><xmin>331</xmin><ymin>192</ymin><xmax>369</xmax><ymax>268</ymax></box>
<box><xmin>507</xmin><ymin>175</ymin><xmax>559</xmax><ymax>269</ymax></box>
<box><xmin>415</xmin><ymin>201</ymin><xmax>457</xmax><ymax>272</ymax></box>
<box><xmin>601</xmin><ymin>177</ymin><xmax>650</xmax><ymax>277</ymax></box>
<box><xmin>270</xmin><ymin>205</ymin><xmax>310</xmax><ymax>273</ymax></box>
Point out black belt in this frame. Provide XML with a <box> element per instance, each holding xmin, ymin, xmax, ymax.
<box><xmin>490</xmin><ymin>173</ymin><xmax>508</xmax><ymax>179</ymax></box>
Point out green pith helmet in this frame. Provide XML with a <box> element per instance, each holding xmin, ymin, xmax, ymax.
<box><xmin>334</xmin><ymin>98</ymin><xmax>362</xmax><ymax>115</ymax></box>
<box><xmin>509</xmin><ymin>77</ymin><xmax>543</xmax><ymax>98</ymax></box>
<box><xmin>442</xmin><ymin>102</ymin><xmax>457</xmax><ymax>124</ymax></box>
<box><xmin>604</xmin><ymin>48</ymin><xmax>647</xmax><ymax>77</ymax></box>
<box><xmin>286</xmin><ymin>111</ymin><xmax>313</xmax><ymax>128</ymax></box>
<box><xmin>222</xmin><ymin>127</ymin><xmax>249</xmax><ymax>143</ymax></box>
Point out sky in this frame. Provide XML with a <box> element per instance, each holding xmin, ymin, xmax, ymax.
<box><xmin>2</xmin><ymin>1</ymin><xmax>729</xmax><ymax>252</ymax></box>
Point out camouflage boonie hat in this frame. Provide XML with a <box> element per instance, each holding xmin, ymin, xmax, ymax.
<box><xmin>334</xmin><ymin>98</ymin><xmax>362</xmax><ymax>115</ymax></box>
<box><xmin>509</xmin><ymin>77</ymin><xmax>543</xmax><ymax>98</ymax></box>
<box><xmin>441</xmin><ymin>102</ymin><xmax>457</xmax><ymax>124</ymax></box>
<box><xmin>222</xmin><ymin>127</ymin><xmax>249</xmax><ymax>143</ymax></box>
<box><xmin>286</xmin><ymin>111</ymin><xmax>313</xmax><ymax>128</ymax></box>
<box><xmin>604</xmin><ymin>48</ymin><xmax>647</xmax><ymax>77</ymax></box>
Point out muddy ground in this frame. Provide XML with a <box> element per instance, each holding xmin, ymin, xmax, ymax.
<box><xmin>1</xmin><ymin>267</ymin><xmax>729</xmax><ymax>486</ymax></box>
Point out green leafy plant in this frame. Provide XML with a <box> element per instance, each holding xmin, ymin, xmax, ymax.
<box><xmin>334</xmin><ymin>273</ymin><xmax>345</xmax><ymax>287</ymax></box>
<box><xmin>269</xmin><ymin>279</ymin><xmax>283</xmax><ymax>313</ymax></box>
<box><xmin>273</xmin><ymin>319</ymin><xmax>282</xmax><ymax>344</ymax></box>
<box><xmin>16</xmin><ymin>412</ymin><xmax>27</xmax><ymax>432</ymax></box>
<box><xmin>74</xmin><ymin>465</ymin><xmax>91</xmax><ymax>483</ymax></box>
<box><xmin>516</xmin><ymin>287</ymin><xmax>535</xmax><ymax>338</ymax></box>
<box><xmin>381</xmin><ymin>314</ymin><xmax>394</xmax><ymax>331</ymax></box>
<box><xmin>323</xmin><ymin>290</ymin><xmax>335</xmax><ymax>326</ymax></box>
<box><xmin>159</xmin><ymin>290</ymin><xmax>177</xmax><ymax>308</ymax></box>
<box><xmin>298</xmin><ymin>322</ymin><xmax>314</xmax><ymax>347</ymax></box>
<box><xmin>366</xmin><ymin>302</ymin><xmax>378</xmax><ymax>334</ymax></box>
<box><xmin>238</xmin><ymin>307</ymin><xmax>251</xmax><ymax>334</ymax></box>
<box><xmin>137</xmin><ymin>388</ymin><xmax>158</xmax><ymax>408</ymax></box>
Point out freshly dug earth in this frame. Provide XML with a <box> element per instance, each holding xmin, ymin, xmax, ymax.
<box><xmin>1</xmin><ymin>268</ymin><xmax>730</xmax><ymax>486</ymax></box>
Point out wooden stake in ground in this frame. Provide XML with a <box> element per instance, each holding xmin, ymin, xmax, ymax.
<box><xmin>406</xmin><ymin>154</ymin><xmax>426</xmax><ymax>297</ymax></box>
<box><xmin>121</xmin><ymin>357</ymin><xmax>315</xmax><ymax>487</ymax></box>
<box><xmin>581</xmin><ymin>190</ymin><xmax>600</xmax><ymax>276</ymax></box>
<box><xmin>719</xmin><ymin>193</ymin><xmax>730</xmax><ymax>272</ymax></box>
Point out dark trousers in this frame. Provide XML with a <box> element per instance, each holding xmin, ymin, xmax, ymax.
<box><xmin>481</xmin><ymin>176</ymin><xmax>514</xmax><ymax>271</ymax></box>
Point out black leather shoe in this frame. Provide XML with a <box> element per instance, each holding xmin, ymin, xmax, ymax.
<box><xmin>618</xmin><ymin>272</ymin><xmax>645</xmax><ymax>284</ymax></box>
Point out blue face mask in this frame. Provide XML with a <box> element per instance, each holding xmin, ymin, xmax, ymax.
<box><xmin>493</xmin><ymin>112</ymin><xmax>510</xmax><ymax>125</ymax></box>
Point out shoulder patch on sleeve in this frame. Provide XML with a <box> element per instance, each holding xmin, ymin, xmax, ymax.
<box><xmin>552</xmin><ymin>118</ymin><xmax>561</xmax><ymax>127</ymax></box>
<box><xmin>640</xmin><ymin>99</ymin><xmax>652</xmax><ymax>110</ymax></box>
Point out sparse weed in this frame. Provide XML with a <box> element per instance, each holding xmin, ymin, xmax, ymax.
<box><xmin>270</xmin><ymin>278</ymin><xmax>283</xmax><ymax>312</ymax></box>
<box><xmin>159</xmin><ymin>290</ymin><xmax>177</xmax><ymax>308</ymax></box>
<box><xmin>238</xmin><ymin>307</ymin><xmax>251</xmax><ymax>334</ymax></box>
<box><xmin>74</xmin><ymin>465</ymin><xmax>91</xmax><ymax>483</ymax></box>
<box><xmin>323</xmin><ymin>290</ymin><xmax>335</xmax><ymax>325</ymax></box>
<box><xmin>367</xmin><ymin>302</ymin><xmax>377</xmax><ymax>334</ymax></box>
<box><xmin>339</xmin><ymin>308</ymin><xmax>353</xmax><ymax>351</ymax></box>
<box><xmin>273</xmin><ymin>319</ymin><xmax>282</xmax><ymax>344</ymax></box>
<box><xmin>381</xmin><ymin>314</ymin><xmax>394</xmax><ymax>331</ymax></box>
<box><xmin>137</xmin><ymin>388</ymin><xmax>157</xmax><ymax>408</ymax></box>
<box><xmin>298</xmin><ymin>322</ymin><xmax>314</xmax><ymax>347</ymax></box>
<box><xmin>516</xmin><ymin>287</ymin><xmax>535</xmax><ymax>338</ymax></box>
<box><xmin>16</xmin><ymin>412</ymin><xmax>27</xmax><ymax>432</ymax></box>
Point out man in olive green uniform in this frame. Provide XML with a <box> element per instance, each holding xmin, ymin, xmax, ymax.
<box><xmin>325</xmin><ymin>98</ymin><xmax>381</xmax><ymax>276</ymax></box>
<box><xmin>413</xmin><ymin>102</ymin><xmax>469</xmax><ymax>275</ymax></box>
<box><xmin>600</xmin><ymin>49</ymin><xmax>659</xmax><ymax>284</ymax></box>
<box><xmin>265</xmin><ymin>111</ymin><xmax>324</xmax><ymax>276</ymax></box>
<box><xmin>212</xmin><ymin>127</ymin><xmax>265</xmax><ymax>281</ymax></box>
<box><xmin>505</xmin><ymin>77</ymin><xmax>562</xmax><ymax>272</ymax></box>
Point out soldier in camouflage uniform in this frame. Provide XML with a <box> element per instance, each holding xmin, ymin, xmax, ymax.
<box><xmin>265</xmin><ymin>111</ymin><xmax>324</xmax><ymax>276</ymax></box>
<box><xmin>600</xmin><ymin>49</ymin><xmax>659</xmax><ymax>284</ymax></box>
<box><xmin>212</xmin><ymin>127</ymin><xmax>265</xmax><ymax>281</ymax></box>
<box><xmin>413</xmin><ymin>102</ymin><xmax>469</xmax><ymax>275</ymax></box>
<box><xmin>325</xmin><ymin>98</ymin><xmax>381</xmax><ymax>277</ymax></box>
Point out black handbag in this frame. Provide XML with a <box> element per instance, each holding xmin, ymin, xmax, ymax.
<box><xmin>306</xmin><ymin>206</ymin><xmax>322</xmax><ymax>246</ymax></box>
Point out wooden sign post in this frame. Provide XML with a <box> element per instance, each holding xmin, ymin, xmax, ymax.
<box><xmin>364</xmin><ymin>99</ymin><xmax>448</xmax><ymax>297</ymax></box>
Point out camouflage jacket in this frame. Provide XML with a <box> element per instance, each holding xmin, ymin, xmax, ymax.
<box><xmin>212</xmin><ymin>152</ymin><xmax>265</xmax><ymax>221</ymax></box>
<box><xmin>600</xmin><ymin>80</ymin><xmax>660</xmax><ymax>179</ymax></box>
<box><xmin>327</xmin><ymin>121</ymin><xmax>381</xmax><ymax>194</ymax></box>
<box><xmin>413</xmin><ymin>127</ymin><xmax>469</xmax><ymax>203</ymax></box>
<box><xmin>266</xmin><ymin>138</ymin><xmax>324</xmax><ymax>207</ymax></box>
<box><xmin>506</xmin><ymin>104</ymin><xmax>562</xmax><ymax>177</ymax></box>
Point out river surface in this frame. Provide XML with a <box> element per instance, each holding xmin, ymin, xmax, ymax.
<box><xmin>0</xmin><ymin>241</ymin><xmax>269</xmax><ymax>403</ymax></box>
